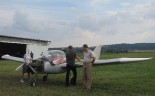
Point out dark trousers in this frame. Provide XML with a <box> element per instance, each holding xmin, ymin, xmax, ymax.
<box><xmin>66</xmin><ymin>65</ymin><xmax>77</xmax><ymax>86</ymax></box>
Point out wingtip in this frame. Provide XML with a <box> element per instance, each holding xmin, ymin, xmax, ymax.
<box><xmin>149</xmin><ymin>57</ymin><xmax>153</xmax><ymax>59</ymax></box>
<box><xmin>2</xmin><ymin>54</ymin><xmax>10</xmax><ymax>58</ymax></box>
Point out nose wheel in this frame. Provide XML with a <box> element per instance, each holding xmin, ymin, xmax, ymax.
<box><xmin>29</xmin><ymin>74</ymin><xmax>49</xmax><ymax>86</ymax></box>
<box><xmin>30</xmin><ymin>74</ymin><xmax>37</xmax><ymax>87</ymax></box>
<box><xmin>30</xmin><ymin>79</ymin><xmax>36</xmax><ymax>87</ymax></box>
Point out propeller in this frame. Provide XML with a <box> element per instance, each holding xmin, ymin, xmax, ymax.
<box><xmin>15</xmin><ymin>57</ymin><xmax>36</xmax><ymax>74</ymax></box>
<box><xmin>27</xmin><ymin>64</ymin><xmax>36</xmax><ymax>74</ymax></box>
<box><xmin>16</xmin><ymin>63</ymin><xmax>24</xmax><ymax>71</ymax></box>
<box><xmin>15</xmin><ymin>63</ymin><xmax>36</xmax><ymax>74</ymax></box>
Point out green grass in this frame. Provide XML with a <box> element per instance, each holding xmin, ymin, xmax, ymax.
<box><xmin>0</xmin><ymin>52</ymin><xmax>155</xmax><ymax>96</ymax></box>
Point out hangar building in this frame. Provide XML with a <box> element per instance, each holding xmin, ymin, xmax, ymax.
<box><xmin>0</xmin><ymin>35</ymin><xmax>51</xmax><ymax>59</ymax></box>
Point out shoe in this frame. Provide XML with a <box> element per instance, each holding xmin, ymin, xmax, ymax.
<box><xmin>20</xmin><ymin>79</ymin><xmax>24</xmax><ymax>83</ymax></box>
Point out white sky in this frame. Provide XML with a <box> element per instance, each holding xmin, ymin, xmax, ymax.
<box><xmin>0</xmin><ymin>0</ymin><xmax>155</xmax><ymax>47</ymax></box>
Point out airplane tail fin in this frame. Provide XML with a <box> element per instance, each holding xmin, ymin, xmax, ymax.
<box><xmin>93</xmin><ymin>45</ymin><xmax>102</xmax><ymax>60</ymax></box>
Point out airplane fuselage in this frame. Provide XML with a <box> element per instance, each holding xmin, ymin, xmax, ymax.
<box><xmin>43</xmin><ymin>61</ymin><xmax>66</xmax><ymax>74</ymax></box>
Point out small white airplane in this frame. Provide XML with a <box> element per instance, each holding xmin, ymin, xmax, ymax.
<box><xmin>2</xmin><ymin>45</ymin><xmax>152</xmax><ymax>86</ymax></box>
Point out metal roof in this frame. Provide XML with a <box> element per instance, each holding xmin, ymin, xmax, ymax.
<box><xmin>0</xmin><ymin>35</ymin><xmax>51</xmax><ymax>43</ymax></box>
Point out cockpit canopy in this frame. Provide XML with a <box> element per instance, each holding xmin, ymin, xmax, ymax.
<box><xmin>43</xmin><ymin>50</ymin><xmax>66</xmax><ymax>65</ymax></box>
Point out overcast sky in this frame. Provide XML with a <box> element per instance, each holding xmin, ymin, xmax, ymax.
<box><xmin>0</xmin><ymin>0</ymin><xmax>155</xmax><ymax>47</ymax></box>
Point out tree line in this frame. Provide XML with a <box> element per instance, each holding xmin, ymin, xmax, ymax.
<box><xmin>49</xmin><ymin>43</ymin><xmax>155</xmax><ymax>53</ymax></box>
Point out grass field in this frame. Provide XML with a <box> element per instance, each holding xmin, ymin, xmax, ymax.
<box><xmin>0</xmin><ymin>52</ymin><xmax>155</xmax><ymax>96</ymax></box>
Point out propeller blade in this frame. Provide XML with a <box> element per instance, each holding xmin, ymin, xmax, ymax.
<box><xmin>27</xmin><ymin>65</ymin><xmax>36</xmax><ymax>74</ymax></box>
<box><xmin>16</xmin><ymin>63</ymin><xmax>24</xmax><ymax>71</ymax></box>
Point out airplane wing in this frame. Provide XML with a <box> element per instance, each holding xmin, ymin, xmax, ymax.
<box><xmin>1</xmin><ymin>55</ymin><xmax>25</xmax><ymax>63</ymax></box>
<box><xmin>60</xmin><ymin>57</ymin><xmax>152</xmax><ymax>68</ymax></box>
<box><xmin>60</xmin><ymin>45</ymin><xmax>152</xmax><ymax>68</ymax></box>
<box><xmin>93</xmin><ymin>57</ymin><xmax>152</xmax><ymax>66</ymax></box>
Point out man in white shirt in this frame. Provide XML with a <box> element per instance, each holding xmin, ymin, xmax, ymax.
<box><xmin>83</xmin><ymin>44</ymin><xmax>95</xmax><ymax>89</ymax></box>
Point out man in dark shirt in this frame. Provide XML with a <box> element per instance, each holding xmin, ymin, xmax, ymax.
<box><xmin>65</xmin><ymin>45</ymin><xmax>81</xmax><ymax>87</ymax></box>
<box><xmin>30</xmin><ymin>51</ymin><xmax>34</xmax><ymax>59</ymax></box>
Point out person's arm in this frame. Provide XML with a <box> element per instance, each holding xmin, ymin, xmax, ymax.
<box><xmin>75</xmin><ymin>53</ymin><xmax>81</xmax><ymax>62</ymax></box>
<box><xmin>76</xmin><ymin>55</ymin><xmax>81</xmax><ymax>62</ymax></box>
<box><xmin>66</xmin><ymin>53</ymin><xmax>68</xmax><ymax>63</ymax></box>
<box><xmin>90</xmin><ymin>51</ymin><xmax>96</xmax><ymax>64</ymax></box>
<box><xmin>91</xmin><ymin>57</ymin><xmax>96</xmax><ymax>64</ymax></box>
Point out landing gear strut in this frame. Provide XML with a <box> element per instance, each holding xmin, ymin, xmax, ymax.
<box><xmin>43</xmin><ymin>74</ymin><xmax>48</xmax><ymax>82</ymax></box>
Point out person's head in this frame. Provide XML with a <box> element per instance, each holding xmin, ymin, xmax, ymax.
<box><xmin>68</xmin><ymin>45</ymin><xmax>73</xmax><ymax>51</ymax></box>
<box><xmin>83</xmin><ymin>44</ymin><xmax>89</xmax><ymax>52</ymax></box>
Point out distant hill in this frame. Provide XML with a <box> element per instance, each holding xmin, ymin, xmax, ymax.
<box><xmin>103</xmin><ymin>43</ymin><xmax>155</xmax><ymax>50</ymax></box>
<box><xmin>49</xmin><ymin>43</ymin><xmax>155</xmax><ymax>53</ymax></box>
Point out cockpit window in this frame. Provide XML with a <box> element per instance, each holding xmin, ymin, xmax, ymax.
<box><xmin>43</xmin><ymin>50</ymin><xmax>66</xmax><ymax>65</ymax></box>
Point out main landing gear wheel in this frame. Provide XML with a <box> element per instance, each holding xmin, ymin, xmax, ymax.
<box><xmin>43</xmin><ymin>74</ymin><xmax>48</xmax><ymax>82</ymax></box>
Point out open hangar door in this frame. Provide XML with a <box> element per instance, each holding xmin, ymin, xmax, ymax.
<box><xmin>0</xmin><ymin>42</ymin><xmax>26</xmax><ymax>59</ymax></box>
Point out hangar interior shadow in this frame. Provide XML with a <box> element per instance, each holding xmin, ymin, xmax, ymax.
<box><xmin>0</xmin><ymin>42</ymin><xmax>26</xmax><ymax>59</ymax></box>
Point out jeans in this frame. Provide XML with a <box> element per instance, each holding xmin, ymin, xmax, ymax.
<box><xmin>66</xmin><ymin>65</ymin><xmax>77</xmax><ymax>86</ymax></box>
